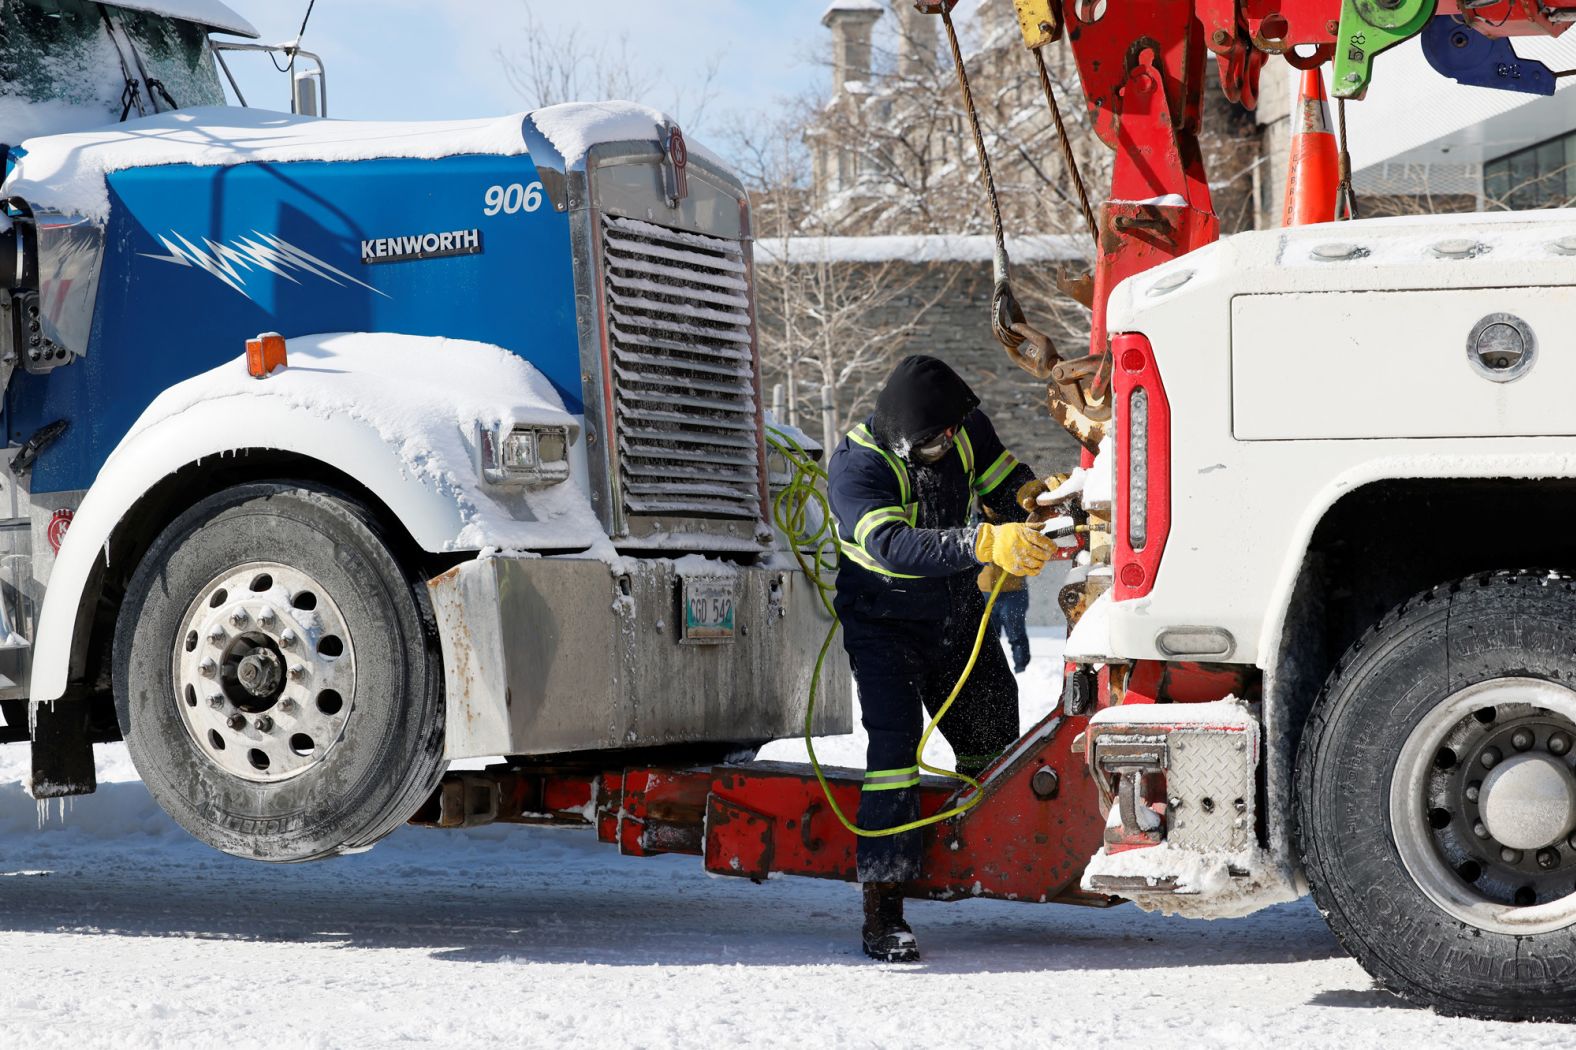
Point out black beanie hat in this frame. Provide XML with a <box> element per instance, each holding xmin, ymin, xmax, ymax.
<box><xmin>871</xmin><ymin>354</ymin><xmax>979</xmax><ymax>454</ymax></box>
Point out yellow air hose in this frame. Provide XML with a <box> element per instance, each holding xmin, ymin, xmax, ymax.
<box><xmin>766</xmin><ymin>428</ymin><xmax>1009</xmax><ymax>838</ymax></box>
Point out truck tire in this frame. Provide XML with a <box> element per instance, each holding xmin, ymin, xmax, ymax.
<box><xmin>1296</xmin><ymin>571</ymin><xmax>1576</xmax><ymax>1021</ymax></box>
<box><xmin>114</xmin><ymin>482</ymin><xmax>445</xmax><ymax>862</ymax></box>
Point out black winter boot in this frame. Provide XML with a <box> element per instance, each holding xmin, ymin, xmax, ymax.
<box><xmin>861</xmin><ymin>881</ymin><xmax>920</xmax><ymax>962</ymax></box>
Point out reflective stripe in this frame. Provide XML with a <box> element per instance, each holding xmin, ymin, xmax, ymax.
<box><xmin>837</xmin><ymin>538</ymin><xmax>923</xmax><ymax>580</ymax></box>
<box><xmin>863</xmin><ymin>765</ymin><xmax>921</xmax><ymax>792</ymax></box>
<box><xmin>954</xmin><ymin>427</ymin><xmax>975</xmax><ymax>477</ymax></box>
<box><xmin>854</xmin><ymin>505</ymin><xmax>913</xmax><ymax>546</ymax></box>
<box><xmin>862</xmin><ymin>777</ymin><xmax>920</xmax><ymax>792</ymax></box>
<box><xmin>847</xmin><ymin>424</ymin><xmax>910</xmax><ymax>504</ymax></box>
<box><xmin>974</xmin><ymin>450</ymin><xmax>1019</xmax><ymax>496</ymax></box>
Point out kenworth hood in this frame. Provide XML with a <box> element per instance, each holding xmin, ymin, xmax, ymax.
<box><xmin>2</xmin><ymin>100</ymin><xmax>690</xmax><ymax>223</ymax></box>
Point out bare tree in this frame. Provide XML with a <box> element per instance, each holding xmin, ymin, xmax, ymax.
<box><xmin>757</xmin><ymin>241</ymin><xmax>959</xmax><ymax>447</ymax></box>
<box><xmin>728</xmin><ymin>109</ymin><xmax>959</xmax><ymax>444</ymax></box>
<box><xmin>496</xmin><ymin>7</ymin><xmax>722</xmax><ymax>130</ymax></box>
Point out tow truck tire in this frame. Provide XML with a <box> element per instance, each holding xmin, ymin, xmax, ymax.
<box><xmin>1296</xmin><ymin>571</ymin><xmax>1576</xmax><ymax>1021</ymax></box>
<box><xmin>114</xmin><ymin>482</ymin><xmax>446</xmax><ymax>862</ymax></box>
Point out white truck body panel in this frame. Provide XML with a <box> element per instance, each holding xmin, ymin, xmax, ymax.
<box><xmin>1100</xmin><ymin>210</ymin><xmax>1576</xmax><ymax>670</ymax></box>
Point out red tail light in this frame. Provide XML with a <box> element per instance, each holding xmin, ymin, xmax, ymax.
<box><xmin>1111</xmin><ymin>332</ymin><xmax>1170</xmax><ymax>600</ymax></box>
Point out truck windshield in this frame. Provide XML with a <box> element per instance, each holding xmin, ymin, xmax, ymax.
<box><xmin>0</xmin><ymin>0</ymin><xmax>224</xmax><ymax>142</ymax></box>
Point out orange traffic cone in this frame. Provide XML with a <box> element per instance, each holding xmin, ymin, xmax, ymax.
<box><xmin>1281</xmin><ymin>67</ymin><xmax>1338</xmax><ymax>227</ymax></box>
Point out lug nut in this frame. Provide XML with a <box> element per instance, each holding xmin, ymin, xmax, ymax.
<box><xmin>1501</xmin><ymin>846</ymin><xmax>1523</xmax><ymax>864</ymax></box>
<box><xmin>207</xmin><ymin>694</ymin><xmax>224</xmax><ymax>709</ymax></box>
<box><xmin>226</xmin><ymin>713</ymin><xmax>246</xmax><ymax>730</ymax></box>
<box><xmin>1466</xmin><ymin>782</ymin><xmax>1481</xmax><ymax>803</ymax></box>
<box><xmin>280</xmin><ymin>629</ymin><xmax>297</xmax><ymax>648</ymax></box>
<box><xmin>229</xmin><ymin>609</ymin><xmax>249</xmax><ymax>627</ymax></box>
<box><xmin>1481</xmin><ymin>747</ymin><xmax>1502</xmax><ymax>770</ymax></box>
<box><xmin>278</xmin><ymin>697</ymin><xmax>296</xmax><ymax>712</ymax></box>
<box><xmin>253</xmin><ymin>716</ymin><xmax>272</xmax><ymax>732</ymax></box>
<box><xmin>199</xmin><ymin>657</ymin><xmax>218</xmax><ymax>678</ymax></box>
<box><xmin>258</xmin><ymin>607</ymin><xmax>276</xmax><ymax>626</ymax></box>
<box><xmin>287</xmin><ymin>664</ymin><xmax>305</xmax><ymax>682</ymax></box>
<box><xmin>207</xmin><ymin>625</ymin><xmax>227</xmax><ymax>644</ymax></box>
<box><xmin>1538</xmin><ymin>848</ymin><xmax>1560</xmax><ymax>870</ymax></box>
<box><xmin>1474</xmin><ymin>821</ymin><xmax>1490</xmax><ymax>839</ymax></box>
<box><xmin>1513</xmin><ymin>729</ymin><xmax>1535</xmax><ymax>752</ymax></box>
<box><xmin>1551</xmin><ymin>733</ymin><xmax>1571</xmax><ymax>756</ymax></box>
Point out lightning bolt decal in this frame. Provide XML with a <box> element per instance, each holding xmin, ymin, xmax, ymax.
<box><xmin>142</xmin><ymin>231</ymin><xmax>391</xmax><ymax>301</ymax></box>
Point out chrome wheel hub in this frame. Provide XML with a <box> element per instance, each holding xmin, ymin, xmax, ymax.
<box><xmin>1391</xmin><ymin>678</ymin><xmax>1576</xmax><ymax>935</ymax></box>
<box><xmin>1480</xmin><ymin>753</ymin><xmax>1576</xmax><ymax>851</ymax></box>
<box><xmin>173</xmin><ymin>563</ymin><xmax>356</xmax><ymax>783</ymax></box>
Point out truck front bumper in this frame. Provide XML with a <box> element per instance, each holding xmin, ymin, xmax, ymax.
<box><xmin>428</xmin><ymin>555</ymin><xmax>851</xmax><ymax>759</ymax></box>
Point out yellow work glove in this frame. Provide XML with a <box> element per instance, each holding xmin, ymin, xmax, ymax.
<box><xmin>974</xmin><ymin>522</ymin><xmax>1057</xmax><ymax>578</ymax></box>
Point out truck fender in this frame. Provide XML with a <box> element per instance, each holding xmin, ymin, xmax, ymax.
<box><xmin>1255</xmin><ymin>451</ymin><xmax>1576</xmax><ymax>880</ymax></box>
<box><xmin>1258</xmin><ymin>451</ymin><xmax>1576</xmax><ymax>664</ymax></box>
<box><xmin>30</xmin><ymin>335</ymin><xmax>591</xmax><ymax>704</ymax></box>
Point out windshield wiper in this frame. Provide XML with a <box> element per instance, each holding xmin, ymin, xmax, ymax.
<box><xmin>96</xmin><ymin>4</ymin><xmax>176</xmax><ymax>120</ymax></box>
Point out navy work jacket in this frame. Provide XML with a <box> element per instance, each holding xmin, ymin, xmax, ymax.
<box><xmin>826</xmin><ymin>408</ymin><xmax>1034</xmax><ymax>622</ymax></box>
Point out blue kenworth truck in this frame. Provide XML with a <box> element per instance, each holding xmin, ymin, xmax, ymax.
<box><xmin>0</xmin><ymin>0</ymin><xmax>846</xmax><ymax>861</ymax></box>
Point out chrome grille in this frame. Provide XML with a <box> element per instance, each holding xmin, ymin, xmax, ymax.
<box><xmin>601</xmin><ymin>214</ymin><xmax>762</xmax><ymax>521</ymax></box>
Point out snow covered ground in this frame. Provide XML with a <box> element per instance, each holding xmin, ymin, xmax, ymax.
<box><xmin>0</xmin><ymin>630</ymin><xmax>1570</xmax><ymax>1049</ymax></box>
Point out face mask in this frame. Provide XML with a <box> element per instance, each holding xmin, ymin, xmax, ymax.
<box><xmin>912</xmin><ymin>431</ymin><xmax>953</xmax><ymax>464</ymax></box>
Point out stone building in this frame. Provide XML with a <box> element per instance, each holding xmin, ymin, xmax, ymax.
<box><xmin>757</xmin><ymin>233</ymin><xmax>1089</xmax><ymax>476</ymax></box>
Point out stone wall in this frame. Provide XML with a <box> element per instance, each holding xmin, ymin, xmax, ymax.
<box><xmin>761</xmin><ymin>255</ymin><xmax>1089</xmax><ymax>479</ymax></box>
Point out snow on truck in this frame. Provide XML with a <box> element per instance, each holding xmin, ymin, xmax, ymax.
<box><xmin>0</xmin><ymin>0</ymin><xmax>848</xmax><ymax>861</ymax></box>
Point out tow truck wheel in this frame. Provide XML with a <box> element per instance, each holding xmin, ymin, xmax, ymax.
<box><xmin>1296</xmin><ymin>571</ymin><xmax>1576</xmax><ymax>1021</ymax></box>
<box><xmin>114</xmin><ymin>482</ymin><xmax>445</xmax><ymax>862</ymax></box>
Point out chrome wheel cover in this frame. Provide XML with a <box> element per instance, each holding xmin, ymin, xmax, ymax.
<box><xmin>1390</xmin><ymin>677</ymin><xmax>1576</xmax><ymax>935</ymax></box>
<box><xmin>172</xmin><ymin>562</ymin><xmax>357</xmax><ymax>784</ymax></box>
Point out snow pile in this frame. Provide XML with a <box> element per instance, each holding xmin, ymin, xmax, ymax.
<box><xmin>1082</xmin><ymin>841</ymin><xmax>1300</xmax><ymax>920</ymax></box>
<box><xmin>1080</xmin><ymin>435</ymin><xmax>1113</xmax><ymax>509</ymax></box>
<box><xmin>1089</xmin><ymin>697</ymin><xmax>1256</xmax><ymax>728</ymax></box>
<box><xmin>113</xmin><ymin>0</ymin><xmax>258</xmax><ymax>36</ymax></box>
<box><xmin>764</xmin><ymin>412</ymin><xmax>819</xmax><ymax>455</ymax></box>
<box><xmin>756</xmin><ymin>233</ymin><xmax>1086</xmax><ymax>266</ymax></box>
<box><xmin>4</xmin><ymin>108</ymin><xmax>533</xmax><ymax>221</ymax></box>
<box><xmin>1037</xmin><ymin>466</ymin><xmax>1085</xmax><ymax>505</ymax></box>
<box><xmin>118</xmin><ymin>332</ymin><xmax>604</xmax><ymax>551</ymax></box>
<box><xmin>1279</xmin><ymin>209</ymin><xmax>1576</xmax><ymax>270</ymax></box>
<box><xmin>527</xmin><ymin>100</ymin><xmax>716</xmax><ymax>169</ymax></box>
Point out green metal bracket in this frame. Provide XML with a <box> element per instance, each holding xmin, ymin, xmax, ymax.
<box><xmin>1332</xmin><ymin>0</ymin><xmax>1436</xmax><ymax>99</ymax></box>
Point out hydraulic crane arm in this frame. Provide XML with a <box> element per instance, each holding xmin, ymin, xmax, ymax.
<box><xmin>954</xmin><ymin>1</ymin><xmax>1575</xmax><ymax>449</ymax></box>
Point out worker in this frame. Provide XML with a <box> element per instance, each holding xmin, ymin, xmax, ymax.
<box><xmin>827</xmin><ymin>354</ymin><xmax>1055</xmax><ymax>963</ymax></box>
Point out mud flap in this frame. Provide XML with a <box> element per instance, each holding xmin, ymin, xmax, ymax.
<box><xmin>28</xmin><ymin>698</ymin><xmax>96</xmax><ymax>799</ymax></box>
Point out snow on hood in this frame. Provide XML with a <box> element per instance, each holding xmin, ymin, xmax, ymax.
<box><xmin>110</xmin><ymin>0</ymin><xmax>258</xmax><ymax>37</ymax></box>
<box><xmin>4</xmin><ymin>107</ymin><xmax>533</xmax><ymax>221</ymax></box>
<box><xmin>121</xmin><ymin>332</ymin><xmax>603</xmax><ymax>552</ymax></box>
<box><xmin>6</xmin><ymin>100</ymin><xmax>716</xmax><ymax>223</ymax></box>
<box><xmin>526</xmin><ymin>99</ymin><xmax>724</xmax><ymax>170</ymax></box>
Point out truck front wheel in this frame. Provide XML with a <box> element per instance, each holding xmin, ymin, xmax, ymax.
<box><xmin>1297</xmin><ymin>571</ymin><xmax>1576</xmax><ymax>1020</ymax></box>
<box><xmin>114</xmin><ymin>482</ymin><xmax>445</xmax><ymax>862</ymax></box>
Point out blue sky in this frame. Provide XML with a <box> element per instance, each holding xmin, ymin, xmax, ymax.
<box><xmin>222</xmin><ymin>1</ymin><xmax>832</xmax><ymax>159</ymax></box>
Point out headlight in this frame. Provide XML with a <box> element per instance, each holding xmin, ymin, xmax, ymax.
<box><xmin>478</xmin><ymin>422</ymin><xmax>573</xmax><ymax>487</ymax></box>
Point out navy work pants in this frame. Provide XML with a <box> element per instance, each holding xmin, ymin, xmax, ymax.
<box><xmin>841</xmin><ymin>594</ymin><xmax>1020</xmax><ymax>883</ymax></box>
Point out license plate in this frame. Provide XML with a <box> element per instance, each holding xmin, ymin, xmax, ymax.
<box><xmin>681</xmin><ymin>577</ymin><xmax>736</xmax><ymax>644</ymax></box>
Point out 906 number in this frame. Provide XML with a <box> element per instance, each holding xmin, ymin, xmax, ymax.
<box><xmin>483</xmin><ymin>181</ymin><xmax>544</xmax><ymax>216</ymax></box>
